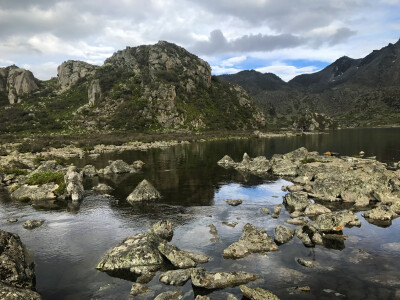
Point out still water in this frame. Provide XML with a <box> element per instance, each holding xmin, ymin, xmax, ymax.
<box><xmin>1</xmin><ymin>128</ymin><xmax>400</xmax><ymax>299</ymax></box>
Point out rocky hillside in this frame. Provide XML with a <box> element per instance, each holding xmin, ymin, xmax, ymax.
<box><xmin>0</xmin><ymin>41</ymin><xmax>265</xmax><ymax>134</ymax></box>
<box><xmin>219</xmin><ymin>39</ymin><xmax>400</xmax><ymax>129</ymax></box>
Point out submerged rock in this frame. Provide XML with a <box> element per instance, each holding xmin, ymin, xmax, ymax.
<box><xmin>274</xmin><ymin>225</ymin><xmax>295</xmax><ymax>244</ymax></box>
<box><xmin>159</xmin><ymin>269</ymin><xmax>193</xmax><ymax>286</ymax></box>
<box><xmin>260</xmin><ymin>207</ymin><xmax>270</xmax><ymax>215</ymax></box>
<box><xmin>225</xmin><ymin>199</ymin><xmax>243</xmax><ymax>206</ymax></box>
<box><xmin>191</xmin><ymin>268</ymin><xmax>260</xmax><ymax>289</ymax></box>
<box><xmin>223</xmin><ymin>223</ymin><xmax>278</xmax><ymax>259</ymax></box>
<box><xmin>126</xmin><ymin>179</ymin><xmax>161</xmax><ymax>203</ymax></box>
<box><xmin>285</xmin><ymin>217</ymin><xmax>308</xmax><ymax>226</ymax></box>
<box><xmin>240</xmin><ymin>285</ymin><xmax>280</xmax><ymax>300</ymax></box>
<box><xmin>22</xmin><ymin>220</ymin><xmax>44</xmax><ymax>230</ymax></box>
<box><xmin>297</xmin><ymin>258</ymin><xmax>315</xmax><ymax>268</ymax></box>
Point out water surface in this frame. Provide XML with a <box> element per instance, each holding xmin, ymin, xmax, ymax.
<box><xmin>1</xmin><ymin>128</ymin><xmax>400</xmax><ymax>299</ymax></box>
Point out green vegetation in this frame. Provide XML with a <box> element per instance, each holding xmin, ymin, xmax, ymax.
<box><xmin>34</xmin><ymin>156</ymin><xmax>46</xmax><ymax>165</ymax></box>
<box><xmin>300</xmin><ymin>158</ymin><xmax>318</xmax><ymax>164</ymax></box>
<box><xmin>25</xmin><ymin>171</ymin><xmax>66</xmax><ymax>196</ymax></box>
<box><xmin>0</xmin><ymin>168</ymin><xmax>28</xmax><ymax>175</ymax></box>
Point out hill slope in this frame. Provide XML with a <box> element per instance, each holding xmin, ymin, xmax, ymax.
<box><xmin>0</xmin><ymin>41</ymin><xmax>265</xmax><ymax>134</ymax></box>
<box><xmin>219</xmin><ymin>39</ymin><xmax>400</xmax><ymax>129</ymax></box>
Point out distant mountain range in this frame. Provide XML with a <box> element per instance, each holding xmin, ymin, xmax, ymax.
<box><xmin>219</xmin><ymin>39</ymin><xmax>400</xmax><ymax>128</ymax></box>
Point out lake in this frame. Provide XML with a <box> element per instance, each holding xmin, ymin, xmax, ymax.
<box><xmin>1</xmin><ymin>127</ymin><xmax>400</xmax><ymax>299</ymax></box>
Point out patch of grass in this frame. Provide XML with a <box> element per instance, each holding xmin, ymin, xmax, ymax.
<box><xmin>0</xmin><ymin>168</ymin><xmax>28</xmax><ymax>175</ymax></box>
<box><xmin>34</xmin><ymin>156</ymin><xmax>46</xmax><ymax>165</ymax></box>
<box><xmin>26</xmin><ymin>171</ymin><xmax>64</xmax><ymax>186</ymax></box>
<box><xmin>8</xmin><ymin>184</ymin><xmax>20</xmax><ymax>193</ymax></box>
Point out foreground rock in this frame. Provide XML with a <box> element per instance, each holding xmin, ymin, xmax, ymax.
<box><xmin>64</xmin><ymin>166</ymin><xmax>84</xmax><ymax>202</ymax></box>
<box><xmin>96</xmin><ymin>222</ymin><xmax>209</xmax><ymax>281</ymax></box>
<box><xmin>22</xmin><ymin>220</ymin><xmax>44</xmax><ymax>230</ymax></box>
<box><xmin>240</xmin><ymin>285</ymin><xmax>280</xmax><ymax>300</ymax></box>
<box><xmin>126</xmin><ymin>179</ymin><xmax>161</xmax><ymax>204</ymax></box>
<box><xmin>0</xmin><ymin>230</ymin><xmax>40</xmax><ymax>298</ymax></box>
<box><xmin>283</xmin><ymin>192</ymin><xmax>311</xmax><ymax>212</ymax></box>
<box><xmin>191</xmin><ymin>268</ymin><xmax>261</xmax><ymax>289</ymax></box>
<box><xmin>223</xmin><ymin>223</ymin><xmax>278</xmax><ymax>259</ymax></box>
<box><xmin>130</xmin><ymin>283</ymin><xmax>151</xmax><ymax>296</ymax></box>
<box><xmin>274</xmin><ymin>225</ymin><xmax>295</xmax><ymax>244</ymax></box>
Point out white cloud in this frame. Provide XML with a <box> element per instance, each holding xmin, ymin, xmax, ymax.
<box><xmin>220</xmin><ymin>56</ymin><xmax>247</xmax><ymax>67</ymax></box>
<box><xmin>256</xmin><ymin>63</ymin><xmax>321</xmax><ymax>81</ymax></box>
<box><xmin>211</xmin><ymin>65</ymin><xmax>243</xmax><ymax>75</ymax></box>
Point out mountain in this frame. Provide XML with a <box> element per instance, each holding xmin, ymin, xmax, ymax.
<box><xmin>218</xmin><ymin>39</ymin><xmax>400</xmax><ymax>129</ymax></box>
<box><xmin>0</xmin><ymin>41</ymin><xmax>265</xmax><ymax>134</ymax></box>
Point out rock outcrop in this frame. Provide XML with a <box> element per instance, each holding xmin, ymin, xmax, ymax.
<box><xmin>57</xmin><ymin>60</ymin><xmax>96</xmax><ymax>91</ymax></box>
<box><xmin>0</xmin><ymin>65</ymin><xmax>39</xmax><ymax>104</ymax></box>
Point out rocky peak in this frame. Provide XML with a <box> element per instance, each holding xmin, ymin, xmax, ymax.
<box><xmin>57</xmin><ymin>60</ymin><xmax>97</xmax><ymax>91</ymax></box>
<box><xmin>105</xmin><ymin>41</ymin><xmax>211</xmax><ymax>88</ymax></box>
<box><xmin>0</xmin><ymin>65</ymin><xmax>39</xmax><ymax>104</ymax></box>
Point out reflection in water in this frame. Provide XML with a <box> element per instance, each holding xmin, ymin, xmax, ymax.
<box><xmin>0</xmin><ymin>128</ymin><xmax>400</xmax><ymax>299</ymax></box>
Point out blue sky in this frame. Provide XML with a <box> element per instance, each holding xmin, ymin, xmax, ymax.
<box><xmin>0</xmin><ymin>0</ymin><xmax>399</xmax><ymax>81</ymax></box>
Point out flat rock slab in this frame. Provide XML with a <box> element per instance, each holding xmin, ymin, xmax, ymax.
<box><xmin>223</xmin><ymin>223</ymin><xmax>278</xmax><ymax>259</ymax></box>
<box><xmin>191</xmin><ymin>268</ymin><xmax>261</xmax><ymax>289</ymax></box>
<box><xmin>154</xmin><ymin>290</ymin><xmax>183</xmax><ymax>300</ymax></box>
<box><xmin>225</xmin><ymin>199</ymin><xmax>243</xmax><ymax>206</ymax></box>
<box><xmin>159</xmin><ymin>269</ymin><xmax>193</xmax><ymax>286</ymax></box>
<box><xmin>158</xmin><ymin>243</ymin><xmax>210</xmax><ymax>268</ymax></box>
<box><xmin>240</xmin><ymin>285</ymin><xmax>280</xmax><ymax>300</ymax></box>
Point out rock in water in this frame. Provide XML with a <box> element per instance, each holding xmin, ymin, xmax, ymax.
<box><xmin>283</xmin><ymin>192</ymin><xmax>312</xmax><ymax>212</ymax></box>
<box><xmin>22</xmin><ymin>220</ymin><xmax>44</xmax><ymax>230</ymax></box>
<box><xmin>64</xmin><ymin>166</ymin><xmax>84</xmax><ymax>202</ymax></box>
<box><xmin>311</xmin><ymin>211</ymin><xmax>361</xmax><ymax>232</ymax></box>
<box><xmin>0</xmin><ymin>230</ymin><xmax>36</xmax><ymax>290</ymax></box>
<box><xmin>151</xmin><ymin>220</ymin><xmax>173</xmax><ymax>241</ymax></box>
<box><xmin>96</xmin><ymin>233</ymin><xmax>165</xmax><ymax>276</ymax></box>
<box><xmin>223</xmin><ymin>223</ymin><xmax>278</xmax><ymax>259</ymax></box>
<box><xmin>154</xmin><ymin>290</ymin><xmax>183</xmax><ymax>300</ymax></box>
<box><xmin>240</xmin><ymin>285</ymin><xmax>280</xmax><ymax>300</ymax></box>
<box><xmin>225</xmin><ymin>199</ymin><xmax>243</xmax><ymax>206</ymax></box>
<box><xmin>92</xmin><ymin>183</ymin><xmax>113</xmax><ymax>194</ymax></box>
<box><xmin>130</xmin><ymin>283</ymin><xmax>150</xmax><ymax>296</ymax></box>
<box><xmin>274</xmin><ymin>225</ymin><xmax>295</xmax><ymax>244</ymax></box>
<box><xmin>0</xmin><ymin>282</ymin><xmax>41</xmax><ymax>300</ymax></box>
<box><xmin>126</xmin><ymin>179</ymin><xmax>161</xmax><ymax>203</ymax></box>
<box><xmin>159</xmin><ymin>269</ymin><xmax>193</xmax><ymax>286</ymax></box>
<box><xmin>157</xmin><ymin>243</ymin><xmax>210</xmax><ymax>269</ymax></box>
<box><xmin>191</xmin><ymin>268</ymin><xmax>261</xmax><ymax>289</ymax></box>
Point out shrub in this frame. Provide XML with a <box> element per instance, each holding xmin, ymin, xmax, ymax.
<box><xmin>26</xmin><ymin>171</ymin><xmax>64</xmax><ymax>186</ymax></box>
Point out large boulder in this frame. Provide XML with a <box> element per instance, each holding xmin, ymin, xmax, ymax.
<box><xmin>0</xmin><ymin>230</ymin><xmax>36</xmax><ymax>290</ymax></box>
<box><xmin>223</xmin><ymin>223</ymin><xmax>278</xmax><ymax>259</ymax></box>
<box><xmin>126</xmin><ymin>179</ymin><xmax>161</xmax><ymax>204</ymax></box>
<box><xmin>191</xmin><ymin>268</ymin><xmax>261</xmax><ymax>289</ymax></box>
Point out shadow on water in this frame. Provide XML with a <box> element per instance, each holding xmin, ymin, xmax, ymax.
<box><xmin>1</xmin><ymin>128</ymin><xmax>400</xmax><ymax>299</ymax></box>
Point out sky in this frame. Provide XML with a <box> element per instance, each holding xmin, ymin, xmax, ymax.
<box><xmin>0</xmin><ymin>0</ymin><xmax>399</xmax><ymax>81</ymax></box>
